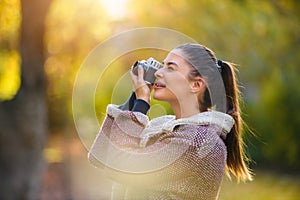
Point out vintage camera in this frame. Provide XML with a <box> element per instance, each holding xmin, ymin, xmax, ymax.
<box><xmin>132</xmin><ymin>57</ymin><xmax>163</xmax><ymax>84</ymax></box>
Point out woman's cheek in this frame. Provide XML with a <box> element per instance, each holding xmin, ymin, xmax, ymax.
<box><xmin>168</xmin><ymin>79</ymin><xmax>190</xmax><ymax>95</ymax></box>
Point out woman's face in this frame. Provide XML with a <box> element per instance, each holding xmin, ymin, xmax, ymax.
<box><xmin>153</xmin><ymin>50</ymin><xmax>194</xmax><ymax>103</ymax></box>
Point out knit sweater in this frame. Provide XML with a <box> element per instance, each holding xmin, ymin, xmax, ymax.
<box><xmin>88</xmin><ymin>104</ymin><xmax>234</xmax><ymax>200</ymax></box>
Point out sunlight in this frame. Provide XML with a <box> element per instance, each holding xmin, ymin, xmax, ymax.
<box><xmin>100</xmin><ymin>0</ymin><xmax>129</xmax><ymax>20</ymax></box>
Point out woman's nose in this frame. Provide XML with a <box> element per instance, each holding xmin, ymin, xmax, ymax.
<box><xmin>154</xmin><ymin>68</ymin><xmax>163</xmax><ymax>78</ymax></box>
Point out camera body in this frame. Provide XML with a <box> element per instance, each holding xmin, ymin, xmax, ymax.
<box><xmin>132</xmin><ymin>57</ymin><xmax>163</xmax><ymax>84</ymax></box>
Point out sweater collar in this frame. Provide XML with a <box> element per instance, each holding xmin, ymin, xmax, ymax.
<box><xmin>139</xmin><ymin>110</ymin><xmax>234</xmax><ymax>147</ymax></box>
<box><xmin>162</xmin><ymin>110</ymin><xmax>234</xmax><ymax>133</ymax></box>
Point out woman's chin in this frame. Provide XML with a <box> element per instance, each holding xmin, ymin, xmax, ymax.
<box><xmin>153</xmin><ymin>94</ymin><xmax>161</xmax><ymax>101</ymax></box>
<box><xmin>153</xmin><ymin>89</ymin><xmax>175</xmax><ymax>102</ymax></box>
<box><xmin>153</xmin><ymin>91</ymin><xmax>165</xmax><ymax>101</ymax></box>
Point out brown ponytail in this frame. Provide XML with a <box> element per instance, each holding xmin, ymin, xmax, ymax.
<box><xmin>219</xmin><ymin>61</ymin><xmax>253</xmax><ymax>182</ymax></box>
<box><xmin>174</xmin><ymin>43</ymin><xmax>252</xmax><ymax>182</ymax></box>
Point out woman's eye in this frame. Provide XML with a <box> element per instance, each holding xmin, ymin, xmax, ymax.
<box><xmin>167</xmin><ymin>66</ymin><xmax>174</xmax><ymax>71</ymax></box>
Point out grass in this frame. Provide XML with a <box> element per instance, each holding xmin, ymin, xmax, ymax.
<box><xmin>219</xmin><ymin>171</ymin><xmax>300</xmax><ymax>200</ymax></box>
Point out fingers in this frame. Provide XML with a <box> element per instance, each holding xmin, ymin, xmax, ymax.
<box><xmin>130</xmin><ymin>66</ymin><xmax>144</xmax><ymax>80</ymax></box>
<box><xmin>130</xmin><ymin>68</ymin><xmax>137</xmax><ymax>82</ymax></box>
<box><xmin>137</xmin><ymin>66</ymin><xmax>144</xmax><ymax>81</ymax></box>
<box><xmin>148</xmin><ymin>84</ymin><xmax>154</xmax><ymax>92</ymax></box>
<box><xmin>130</xmin><ymin>66</ymin><xmax>145</xmax><ymax>84</ymax></box>
<box><xmin>130</xmin><ymin>66</ymin><xmax>151</xmax><ymax>103</ymax></box>
<box><xmin>130</xmin><ymin>66</ymin><xmax>145</xmax><ymax>90</ymax></box>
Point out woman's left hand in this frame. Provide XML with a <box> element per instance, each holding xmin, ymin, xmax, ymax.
<box><xmin>130</xmin><ymin>66</ymin><xmax>153</xmax><ymax>104</ymax></box>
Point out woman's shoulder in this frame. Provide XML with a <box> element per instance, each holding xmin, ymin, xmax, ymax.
<box><xmin>175</xmin><ymin>123</ymin><xmax>221</xmax><ymax>136</ymax></box>
<box><xmin>174</xmin><ymin>124</ymin><xmax>226</xmax><ymax>147</ymax></box>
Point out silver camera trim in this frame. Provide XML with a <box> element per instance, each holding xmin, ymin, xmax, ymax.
<box><xmin>132</xmin><ymin>57</ymin><xmax>163</xmax><ymax>84</ymax></box>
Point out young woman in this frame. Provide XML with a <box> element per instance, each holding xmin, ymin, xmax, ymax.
<box><xmin>89</xmin><ymin>43</ymin><xmax>252</xmax><ymax>199</ymax></box>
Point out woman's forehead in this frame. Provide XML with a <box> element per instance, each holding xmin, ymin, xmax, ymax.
<box><xmin>164</xmin><ymin>49</ymin><xmax>192</xmax><ymax>67</ymax></box>
<box><xmin>165</xmin><ymin>50</ymin><xmax>186</xmax><ymax>61</ymax></box>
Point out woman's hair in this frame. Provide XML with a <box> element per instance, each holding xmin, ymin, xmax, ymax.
<box><xmin>175</xmin><ymin>43</ymin><xmax>252</xmax><ymax>182</ymax></box>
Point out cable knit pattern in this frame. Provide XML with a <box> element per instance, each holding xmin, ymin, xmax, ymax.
<box><xmin>88</xmin><ymin>104</ymin><xmax>234</xmax><ymax>200</ymax></box>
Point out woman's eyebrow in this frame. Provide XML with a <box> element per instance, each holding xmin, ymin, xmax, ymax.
<box><xmin>162</xmin><ymin>61</ymin><xmax>179</xmax><ymax>67</ymax></box>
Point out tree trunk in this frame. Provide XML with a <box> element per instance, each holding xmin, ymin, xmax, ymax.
<box><xmin>0</xmin><ymin>0</ymin><xmax>52</xmax><ymax>199</ymax></box>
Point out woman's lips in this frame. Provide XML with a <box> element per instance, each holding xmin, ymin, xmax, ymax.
<box><xmin>153</xmin><ymin>82</ymin><xmax>166</xmax><ymax>89</ymax></box>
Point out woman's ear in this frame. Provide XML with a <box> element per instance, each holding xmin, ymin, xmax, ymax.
<box><xmin>190</xmin><ymin>77</ymin><xmax>206</xmax><ymax>93</ymax></box>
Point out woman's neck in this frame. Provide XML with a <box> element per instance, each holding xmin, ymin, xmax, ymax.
<box><xmin>169</xmin><ymin>97</ymin><xmax>200</xmax><ymax>119</ymax></box>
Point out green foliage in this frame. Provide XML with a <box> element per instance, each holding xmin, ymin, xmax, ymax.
<box><xmin>45</xmin><ymin>0</ymin><xmax>112</xmax><ymax>130</ymax></box>
<box><xmin>247</xmin><ymin>68</ymin><xmax>300</xmax><ymax>170</ymax></box>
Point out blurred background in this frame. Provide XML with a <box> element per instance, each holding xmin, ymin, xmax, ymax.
<box><xmin>0</xmin><ymin>0</ymin><xmax>299</xmax><ymax>199</ymax></box>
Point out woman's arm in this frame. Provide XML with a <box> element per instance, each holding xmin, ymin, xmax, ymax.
<box><xmin>118</xmin><ymin>92</ymin><xmax>136</xmax><ymax>111</ymax></box>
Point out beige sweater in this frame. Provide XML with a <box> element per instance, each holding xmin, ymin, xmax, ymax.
<box><xmin>88</xmin><ymin>104</ymin><xmax>234</xmax><ymax>200</ymax></box>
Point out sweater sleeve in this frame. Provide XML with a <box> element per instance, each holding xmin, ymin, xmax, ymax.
<box><xmin>131</xmin><ymin>99</ymin><xmax>150</xmax><ymax>114</ymax></box>
<box><xmin>118</xmin><ymin>92</ymin><xmax>150</xmax><ymax>114</ymax></box>
<box><xmin>88</xmin><ymin>105</ymin><xmax>194</xmax><ymax>186</ymax></box>
<box><xmin>88</xmin><ymin>104</ymin><xmax>149</xmax><ymax>169</ymax></box>
<box><xmin>118</xmin><ymin>92</ymin><xmax>136</xmax><ymax>111</ymax></box>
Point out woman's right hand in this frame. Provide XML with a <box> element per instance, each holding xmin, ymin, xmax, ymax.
<box><xmin>130</xmin><ymin>66</ymin><xmax>152</xmax><ymax>104</ymax></box>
